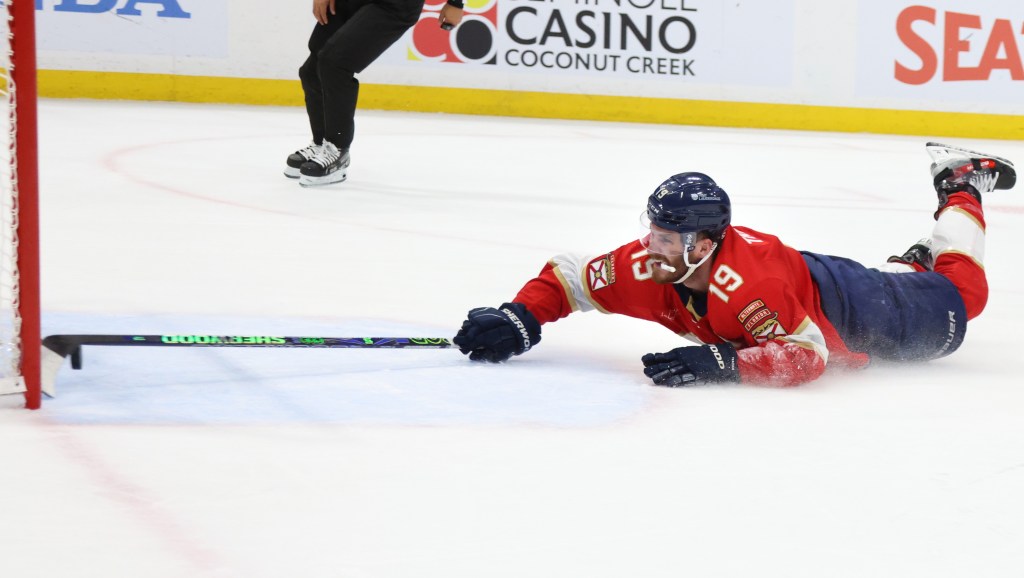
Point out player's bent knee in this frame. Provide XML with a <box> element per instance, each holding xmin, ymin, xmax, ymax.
<box><xmin>299</xmin><ymin>61</ymin><xmax>318</xmax><ymax>84</ymax></box>
<box><xmin>315</xmin><ymin>51</ymin><xmax>357</xmax><ymax>76</ymax></box>
<box><xmin>935</xmin><ymin>253</ymin><xmax>988</xmax><ymax>320</ymax></box>
<box><xmin>960</xmin><ymin>274</ymin><xmax>988</xmax><ymax>320</ymax></box>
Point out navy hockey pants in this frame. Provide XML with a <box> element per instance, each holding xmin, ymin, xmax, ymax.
<box><xmin>802</xmin><ymin>252</ymin><xmax>967</xmax><ymax>361</ymax></box>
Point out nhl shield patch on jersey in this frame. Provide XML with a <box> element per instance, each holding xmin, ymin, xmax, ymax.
<box><xmin>587</xmin><ymin>254</ymin><xmax>616</xmax><ymax>291</ymax></box>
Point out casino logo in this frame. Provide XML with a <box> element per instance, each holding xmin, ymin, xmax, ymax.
<box><xmin>409</xmin><ymin>0</ymin><xmax>498</xmax><ymax>64</ymax></box>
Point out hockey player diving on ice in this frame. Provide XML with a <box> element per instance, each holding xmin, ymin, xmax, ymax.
<box><xmin>453</xmin><ymin>143</ymin><xmax>1016</xmax><ymax>386</ymax></box>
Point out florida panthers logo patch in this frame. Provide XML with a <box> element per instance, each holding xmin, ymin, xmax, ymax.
<box><xmin>587</xmin><ymin>254</ymin><xmax>616</xmax><ymax>291</ymax></box>
<box><xmin>738</xmin><ymin>299</ymin><xmax>766</xmax><ymax>326</ymax></box>
<box><xmin>750</xmin><ymin>315</ymin><xmax>788</xmax><ymax>343</ymax></box>
<box><xmin>738</xmin><ymin>299</ymin><xmax>788</xmax><ymax>343</ymax></box>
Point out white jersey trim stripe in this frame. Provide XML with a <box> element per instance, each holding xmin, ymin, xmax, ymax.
<box><xmin>549</xmin><ymin>254</ymin><xmax>610</xmax><ymax>314</ymax></box>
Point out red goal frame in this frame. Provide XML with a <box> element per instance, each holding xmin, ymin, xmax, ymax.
<box><xmin>10</xmin><ymin>0</ymin><xmax>42</xmax><ymax>409</ymax></box>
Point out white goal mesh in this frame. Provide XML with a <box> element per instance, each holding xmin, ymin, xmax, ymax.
<box><xmin>0</xmin><ymin>1</ymin><xmax>25</xmax><ymax>396</ymax></box>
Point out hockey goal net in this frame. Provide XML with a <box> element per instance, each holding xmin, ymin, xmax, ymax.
<box><xmin>1</xmin><ymin>0</ymin><xmax>41</xmax><ymax>408</ymax></box>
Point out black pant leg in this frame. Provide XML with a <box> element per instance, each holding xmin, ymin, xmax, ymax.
<box><xmin>298</xmin><ymin>13</ymin><xmax>348</xmax><ymax>144</ymax></box>
<box><xmin>315</xmin><ymin>0</ymin><xmax>423</xmax><ymax>149</ymax></box>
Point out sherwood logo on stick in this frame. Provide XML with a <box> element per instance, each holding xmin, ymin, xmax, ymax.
<box><xmin>160</xmin><ymin>335</ymin><xmax>286</xmax><ymax>344</ymax></box>
<box><xmin>38</xmin><ymin>334</ymin><xmax>455</xmax><ymax>396</ymax></box>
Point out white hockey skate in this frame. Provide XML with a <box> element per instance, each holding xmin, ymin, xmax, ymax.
<box><xmin>298</xmin><ymin>142</ymin><xmax>350</xmax><ymax>188</ymax></box>
<box><xmin>926</xmin><ymin>142</ymin><xmax>1016</xmax><ymax>196</ymax></box>
<box><xmin>284</xmin><ymin>142</ymin><xmax>319</xmax><ymax>179</ymax></box>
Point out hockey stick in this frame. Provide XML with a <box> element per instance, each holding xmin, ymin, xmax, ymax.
<box><xmin>40</xmin><ymin>334</ymin><xmax>453</xmax><ymax>396</ymax></box>
<box><xmin>44</xmin><ymin>334</ymin><xmax>453</xmax><ymax>368</ymax></box>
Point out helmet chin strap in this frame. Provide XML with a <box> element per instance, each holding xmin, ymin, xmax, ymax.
<box><xmin>675</xmin><ymin>242</ymin><xmax>717</xmax><ymax>284</ymax></box>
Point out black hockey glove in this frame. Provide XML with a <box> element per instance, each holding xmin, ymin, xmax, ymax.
<box><xmin>641</xmin><ymin>343</ymin><xmax>740</xmax><ymax>387</ymax></box>
<box><xmin>453</xmin><ymin>302</ymin><xmax>541</xmax><ymax>363</ymax></box>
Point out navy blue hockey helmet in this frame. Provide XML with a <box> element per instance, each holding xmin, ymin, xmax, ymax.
<box><xmin>645</xmin><ymin>172</ymin><xmax>731</xmax><ymax>240</ymax></box>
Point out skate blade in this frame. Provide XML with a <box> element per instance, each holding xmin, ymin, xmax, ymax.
<box><xmin>926</xmin><ymin>142</ymin><xmax>1014</xmax><ymax>168</ymax></box>
<box><xmin>299</xmin><ymin>169</ymin><xmax>348</xmax><ymax>187</ymax></box>
<box><xmin>283</xmin><ymin>167</ymin><xmax>301</xmax><ymax>178</ymax></box>
<box><xmin>927</xmin><ymin>142</ymin><xmax>1016</xmax><ymax>191</ymax></box>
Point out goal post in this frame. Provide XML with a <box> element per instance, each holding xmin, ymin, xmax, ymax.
<box><xmin>1</xmin><ymin>0</ymin><xmax>42</xmax><ymax>409</ymax></box>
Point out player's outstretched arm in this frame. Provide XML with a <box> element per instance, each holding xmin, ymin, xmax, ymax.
<box><xmin>454</xmin><ymin>302</ymin><xmax>542</xmax><ymax>363</ymax></box>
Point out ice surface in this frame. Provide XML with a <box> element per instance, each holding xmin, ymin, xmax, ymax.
<box><xmin>1</xmin><ymin>100</ymin><xmax>1023</xmax><ymax>577</ymax></box>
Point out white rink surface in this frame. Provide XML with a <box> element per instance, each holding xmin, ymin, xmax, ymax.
<box><xmin>3</xmin><ymin>100</ymin><xmax>1024</xmax><ymax>578</ymax></box>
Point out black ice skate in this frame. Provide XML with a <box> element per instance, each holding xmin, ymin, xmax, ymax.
<box><xmin>926</xmin><ymin>142</ymin><xmax>1016</xmax><ymax>211</ymax></box>
<box><xmin>887</xmin><ymin>238</ymin><xmax>934</xmax><ymax>271</ymax></box>
<box><xmin>298</xmin><ymin>141</ymin><xmax>350</xmax><ymax>187</ymax></box>
<box><xmin>284</xmin><ymin>142</ymin><xmax>320</xmax><ymax>179</ymax></box>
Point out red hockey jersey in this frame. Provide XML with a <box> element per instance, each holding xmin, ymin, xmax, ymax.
<box><xmin>513</xmin><ymin>225</ymin><xmax>870</xmax><ymax>386</ymax></box>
